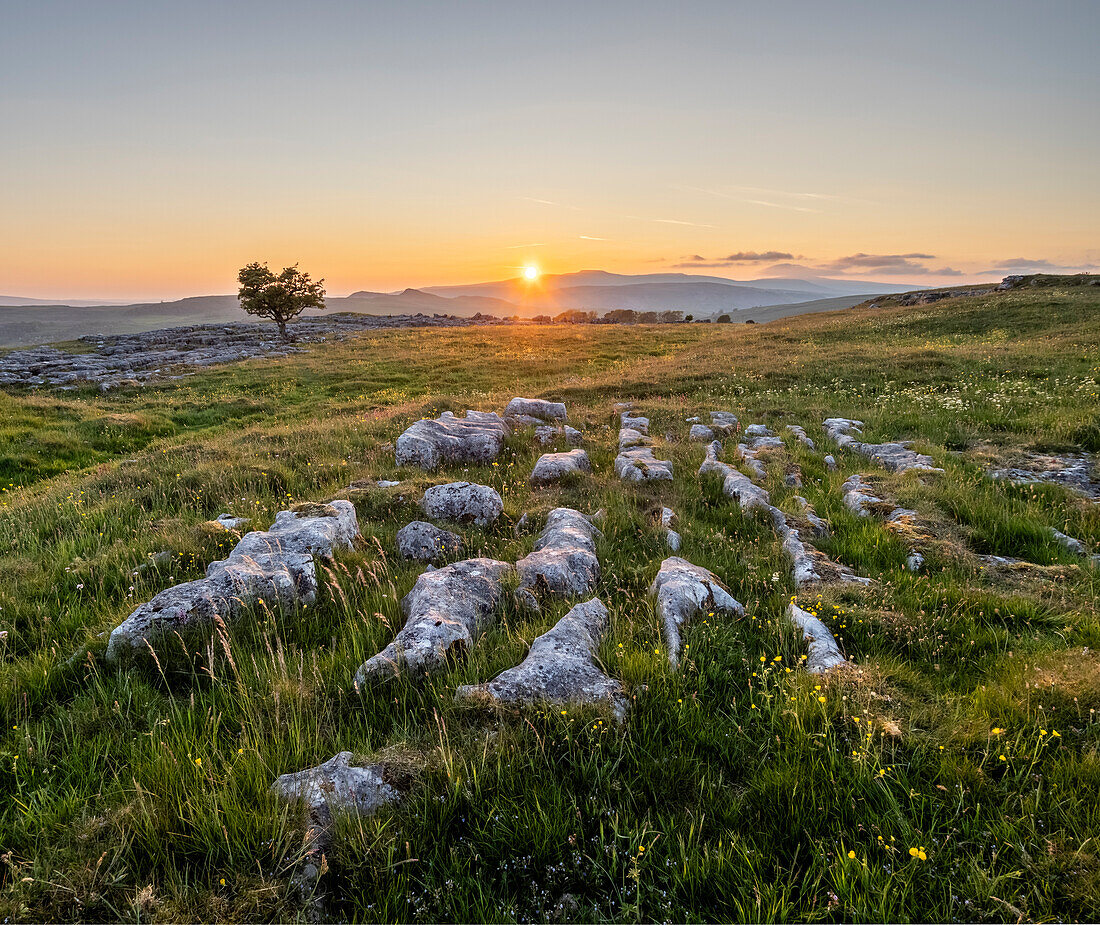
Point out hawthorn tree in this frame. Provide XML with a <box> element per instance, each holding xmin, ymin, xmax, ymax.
<box><xmin>237</xmin><ymin>262</ymin><xmax>325</xmax><ymax>341</ymax></box>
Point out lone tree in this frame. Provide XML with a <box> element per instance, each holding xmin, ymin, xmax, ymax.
<box><xmin>237</xmin><ymin>262</ymin><xmax>325</xmax><ymax>341</ymax></box>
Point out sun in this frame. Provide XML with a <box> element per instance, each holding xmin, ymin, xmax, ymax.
<box><xmin>522</xmin><ymin>265</ymin><xmax>539</xmax><ymax>281</ymax></box>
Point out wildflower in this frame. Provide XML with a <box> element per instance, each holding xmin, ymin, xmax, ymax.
<box><xmin>195</xmin><ymin>757</ymin><xmax>202</xmax><ymax>766</ymax></box>
<box><xmin>848</xmin><ymin>850</ymin><xmax>856</xmax><ymax>859</ymax></box>
<box><xmin>999</xmin><ymin>754</ymin><xmax>1006</xmax><ymax>761</ymax></box>
<box><xmin>818</xmin><ymin>695</ymin><xmax>826</xmax><ymax>703</ymax></box>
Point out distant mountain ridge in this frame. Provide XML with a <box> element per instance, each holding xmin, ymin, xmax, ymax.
<box><xmin>0</xmin><ymin>269</ymin><xmax>922</xmax><ymax>347</ymax></box>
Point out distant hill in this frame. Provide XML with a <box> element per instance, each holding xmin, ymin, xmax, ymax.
<box><xmin>0</xmin><ymin>268</ymin><xmax>922</xmax><ymax>347</ymax></box>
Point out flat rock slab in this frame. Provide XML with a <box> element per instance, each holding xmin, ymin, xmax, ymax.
<box><xmin>689</xmin><ymin>424</ymin><xmax>715</xmax><ymax>441</ymax></box>
<box><xmin>991</xmin><ymin>453</ymin><xmax>1100</xmax><ymax>500</ymax></box>
<box><xmin>106</xmin><ymin>502</ymin><xmax>359</xmax><ymax>662</ymax></box>
<box><xmin>709</xmin><ymin>412</ymin><xmax>740</xmax><ymax>435</ymax></box>
<box><xmin>787</xmin><ymin>603</ymin><xmax>845</xmax><ymax>673</ymax></box>
<box><xmin>530</xmin><ymin>449</ymin><xmax>592</xmax><ymax>485</ymax></box>
<box><xmin>272</xmin><ymin>751</ymin><xmax>398</xmax><ymax>834</ymax></box>
<box><xmin>506</xmin><ymin>397</ymin><xmax>567</xmax><ymax>427</ymax></box>
<box><xmin>456</xmin><ymin>598</ymin><xmax>626</xmax><ymax>719</ymax></box>
<box><xmin>620</xmin><ymin>412</ymin><xmax>650</xmax><ymax>434</ymax></box>
<box><xmin>824</xmin><ymin>418</ymin><xmax>942</xmax><ymax>473</ymax></box>
<box><xmin>618</xmin><ymin>427</ymin><xmax>649</xmax><ymax>450</ymax></box>
<box><xmin>517</xmin><ymin>508</ymin><xmax>601</xmax><ymax>599</ymax></box>
<box><xmin>737</xmin><ymin>435</ymin><xmax>784</xmax><ymax>481</ymax></box>
<box><xmin>396</xmin><ymin>521</ymin><xmax>463</xmax><ymax>563</ymax></box>
<box><xmin>615</xmin><ymin>445</ymin><xmax>673</xmax><ymax>482</ymax></box>
<box><xmin>651</xmin><ymin>557</ymin><xmax>744</xmax><ymax>667</ymax></box>
<box><xmin>355</xmin><ymin>558</ymin><xmax>514</xmax><ymax>683</ymax></box>
<box><xmin>842</xmin><ymin>474</ymin><xmax>924</xmax><ymax>570</ymax></box>
<box><xmin>395</xmin><ymin>410</ymin><xmax>510</xmax><ymax>470</ymax></box>
<box><xmin>744</xmin><ymin>423</ymin><xmax>774</xmax><ymax>437</ymax></box>
<box><xmin>422</xmin><ymin>481</ymin><xmax>503</xmax><ymax>527</ymax></box>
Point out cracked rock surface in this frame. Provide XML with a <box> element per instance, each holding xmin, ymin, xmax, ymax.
<box><xmin>615</xmin><ymin>445</ymin><xmax>673</xmax><ymax>482</ymax></box>
<box><xmin>535</xmin><ymin>424</ymin><xmax>583</xmax><ymax>446</ymax></box>
<box><xmin>106</xmin><ymin>502</ymin><xmax>359</xmax><ymax>662</ymax></box>
<box><xmin>517</xmin><ymin>508</ymin><xmax>601</xmax><ymax>599</ymax></box>
<box><xmin>824</xmin><ymin>418</ymin><xmax>942</xmax><ymax>473</ymax></box>
<box><xmin>396</xmin><ymin>521</ymin><xmax>463</xmax><ymax>563</ymax></box>
<box><xmin>395</xmin><ymin>410</ymin><xmax>509</xmax><ymax>470</ymax></box>
<box><xmin>786</xmin><ymin>425</ymin><xmax>815</xmax><ymax>450</ymax></box>
<box><xmin>355</xmin><ymin>558</ymin><xmax>514</xmax><ymax>683</ymax></box>
<box><xmin>272</xmin><ymin>751</ymin><xmax>398</xmax><ymax>833</ymax></box>
<box><xmin>650</xmin><ymin>557</ymin><xmax>744</xmax><ymax>667</ymax></box>
<box><xmin>422</xmin><ymin>481</ymin><xmax>503</xmax><ymax>527</ymax></box>
<box><xmin>455</xmin><ymin>598</ymin><xmax>626</xmax><ymax>719</ymax></box>
<box><xmin>505</xmin><ymin>397</ymin><xmax>568</xmax><ymax>427</ymax></box>
<box><xmin>698</xmin><ymin>441</ymin><xmax>771</xmax><ymax>511</ymax></box>
<box><xmin>530</xmin><ymin>449</ymin><xmax>592</xmax><ymax>485</ymax></box>
<box><xmin>660</xmin><ymin>507</ymin><xmax>682</xmax><ymax>551</ymax></box>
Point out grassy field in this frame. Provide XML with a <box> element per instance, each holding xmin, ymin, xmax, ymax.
<box><xmin>1</xmin><ymin>283</ymin><xmax>1098</xmax><ymax>922</ymax></box>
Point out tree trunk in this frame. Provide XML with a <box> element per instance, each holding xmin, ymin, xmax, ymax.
<box><xmin>276</xmin><ymin>317</ymin><xmax>289</xmax><ymax>342</ymax></box>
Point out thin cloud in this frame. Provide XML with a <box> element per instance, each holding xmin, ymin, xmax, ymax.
<box><xmin>578</xmin><ymin>234</ymin><xmax>607</xmax><ymax>241</ymax></box>
<box><xmin>504</xmin><ymin>242</ymin><xmax>546</xmax><ymax>249</ymax></box>
<box><xmin>745</xmin><ymin>199</ymin><xmax>820</xmax><ymax>214</ymax></box>
<box><xmin>521</xmin><ymin>196</ymin><xmax>581</xmax><ymax>211</ymax></box>
<box><xmin>652</xmin><ymin>218</ymin><xmax>716</xmax><ymax>227</ymax></box>
<box><xmin>819</xmin><ymin>253</ymin><xmax>937</xmax><ymax>272</ymax></box>
<box><xmin>672</xmin><ymin>250</ymin><xmax>795</xmax><ymax>268</ymax></box>
<box><xmin>990</xmin><ymin>257</ymin><xmax>1099</xmax><ymax>270</ymax></box>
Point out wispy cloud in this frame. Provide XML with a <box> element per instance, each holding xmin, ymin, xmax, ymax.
<box><xmin>651</xmin><ymin>218</ymin><xmax>716</xmax><ymax>227</ymax></box>
<box><xmin>521</xmin><ymin>196</ymin><xmax>581</xmax><ymax>211</ymax></box>
<box><xmin>578</xmin><ymin>234</ymin><xmax>607</xmax><ymax>241</ymax></box>
<box><xmin>504</xmin><ymin>242</ymin><xmax>546</xmax><ymax>249</ymax></box>
<box><xmin>745</xmin><ymin>199</ymin><xmax>820</xmax><ymax>213</ymax></box>
<box><xmin>819</xmin><ymin>252</ymin><xmax>936</xmax><ymax>272</ymax></box>
<box><xmin>672</xmin><ymin>250</ymin><xmax>795</xmax><ymax>268</ymax></box>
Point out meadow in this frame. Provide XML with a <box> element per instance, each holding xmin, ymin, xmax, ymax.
<box><xmin>1</xmin><ymin>282</ymin><xmax>1098</xmax><ymax>922</ymax></box>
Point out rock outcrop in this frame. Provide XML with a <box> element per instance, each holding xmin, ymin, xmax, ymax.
<box><xmin>842</xmin><ymin>474</ymin><xmax>925</xmax><ymax>571</ymax></box>
<box><xmin>535</xmin><ymin>424</ymin><xmax>583</xmax><ymax>446</ymax></box>
<box><xmin>660</xmin><ymin>507</ymin><xmax>682</xmax><ymax>551</ymax></box>
<box><xmin>823</xmin><ymin>418</ymin><xmax>942</xmax><ymax>473</ymax></box>
<box><xmin>615</xmin><ymin>445</ymin><xmax>674</xmax><ymax>482</ymax></box>
<box><xmin>455</xmin><ymin>598</ymin><xmax>626</xmax><ymax>719</ymax></box>
<box><xmin>650</xmin><ymin>557</ymin><xmax>744</xmax><ymax>667</ymax></box>
<box><xmin>395</xmin><ymin>411</ymin><xmax>510</xmax><ymax>470</ymax></box>
<box><xmin>991</xmin><ymin>453</ymin><xmax>1100</xmax><ymax>500</ymax></box>
<box><xmin>505</xmin><ymin>397</ymin><xmax>567</xmax><ymax>427</ymax></box>
<box><xmin>786</xmin><ymin>425</ymin><xmax>815</xmax><ymax>450</ymax></box>
<box><xmin>698</xmin><ymin>441</ymin><xmax>771</xmax><ymax>512</ymax></box>
<box><xmin>396</xmin><ymin>521</ymin><xmax>463</xmax><ymax>563</ymax></box>
<box><xmin>787</xmin><ymin>603</ymin><xmax>845</xmax><ymax>673</ymax></box>
<box><xmin>106</xmin><ymin>502</ymin><xmax>359</xmax><ymax>662</ymax></box>
<box><xmin>530</xmin><ymin>449</ymin><xmax>592</xmax><ymax>485</ymax></box>
<box><xmin>421</xmin><ymin>481</ymin><xmax>503</xmax><ymax>527</ymax></box>
<box><xmin>517</xmin><ymin>508</ymin><xmax>601</xmax><ymax>600</ymax></box>
<box><xmin>736</xmin><ymin>432</ymin><xmax>784</xmax><ymax>482</ymax></box>
<box><xmin>355</xmin><ymin>558</ymin><xmax>514</xmax><ymax>683</ymax></box>
<box><xmin>272</xmin><ymin>752</ymin><xmax>398</xmax><ymax>834</ymax></box>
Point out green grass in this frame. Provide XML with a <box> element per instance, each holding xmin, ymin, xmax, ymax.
<box><xmin>1</xmin><ymin>285</ymin><xmax>1099</xmax><ymax>921</ymax></box>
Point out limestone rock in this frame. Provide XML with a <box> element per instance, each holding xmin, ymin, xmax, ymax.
<box><xmin>620</xmin><ymin>412</ymin><xmax>649</xmax><ymax>434</ymax></box>
<box><xmin>455</xmin><ymin>598</ymin><xmax>626</xmax><ymax>719</ymax></box>
<box><xmin>689</xmin><ymin>424</ymin><xmax>715</xmax><ymax>441</ymax></box>
<box><xmin>650</xmin><ymin>557</ymin><xmax>744</xmax><ymax>667</ymax></box>
<box><xmin>530</xmin><ymin>449</ymin><xmax>592</xmax><ymax>485</ymax></box>
<box><xmin>786</xmin><ymin>425</ymin><xmax>815</xmax><ymax>450</ymax></box>
<box><xmin>214</xmin><ymin>513</ymin><xmax>249</xmax><ymax>531</ymax></box>
<box><xmin>517</xmin><ymin>508</ymin><xmax>601</xmax><ymax>598</ymax></box>
<box><xmin>787</xmin><ymin>603</ymin><xmax>845</xmax><ymax>673</ymax></box>
<box><xmin>698</xmin><ymin>441</ymin><xmax>771</xmax><ymax>512</ymax></box>
<box><xmin>272</xmin><ymin>752</ymin><xmax>398</xmax><ymax>833</ymax></box>
<box><xmin>709</xmin><ymin>412</ymin><xmax>740</xmax><ymax>435</ymax></box>
<box><xmin>792</xmin><ymin>496</ymin><xmax>829</xmax><ymax>536</ymax></box>
<box><xmin>824</xmin><ymin>454</ymin><xmax>838</xmax><ymax>471</ymax></box>
<box><xmin>421</xmin><ymin>481</ymin><xmax>503</xmax><ymax>527</ymax></box>
<box><xmin>615</xmin><ymin>445</ymin><xmax>673</xmax><ymax>482</ymax></box>
<box><xmin>618</xmin><ymin>427</ymin><xmax>648</xmax><ymax>449</ymax></box>
<box><xmin>395</xmin><ymin>410</ymin><xmax>510</xmax><ymax>470</ymax></box>
<box><xmin>744</xmin><ymin>423</ymin><xmax>774</xmax><ymax>437</ymax></box>
<box><xmin>506</xmin><ymin>397</ymin><xmax>568</xmax><ymax>427</ymax></box>
<box><xmin>106</xmin><ymin>502</ymin><xmax>359</xmax><ymax>662</ymax></box>
<box><xmin>535</xmin><ymin>424</ymin><xmax>583</xmax><ymax>446</ymax></box>
<box><xmin>355</xmin><ymin>558</ymin><xmax>514</xmax><ymax>683</ymax></box>
<box><xmin>660</xmin><ymin>507</ymin><xmax>682</xmax><ymax>551</ymax></box>
<box><xmin>823</xmin><ymin>418</ymin><xmax>942</xmax><ymax>473</ymax></box>
<box><xmin>396</xmin><ymin>521</ymin><xmax>463</xmax><ymax>563</ymax></box>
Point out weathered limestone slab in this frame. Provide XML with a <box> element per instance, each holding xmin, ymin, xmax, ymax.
<box><xmin>792</xmin><ymin>496</ymin><xmax>829</xmax><ymax>536</ymax></box>
<box><xmin>530</xmin><ymin>449</ymin><xmax>592</xmax><ymax>485</ymax></box>
<box><xmin>421</xmin><ymin>481</ymin><xmax>503</xmax><ymax>527</ymax></box>
<box><xmin>272</xmin><ymin>752</ymin><xmax>398</xmax><ymax>833</ymax></box>
<box><xmin>618</xmin><ymin>427</ymin><xmax>649</xmax><ymax>449</ymax></box>
<box><xmin>620</xmin><ymin>412</ymin><xmax>649</xmax><ymax>434</ymax></box>
<box><xmin>395</xmin><ymin>410</ymin><xmax>510</xmax><ymax>470</ymax></box>
<box><xmin>517</xmin><ymin>508</ymin><xmax>600</xmax><ymax>599</ymax></box>
<box><xmin>744</xmin><ymin>423</ymin><xmax>774</xmax><ymax>438</ymax></box>
<box><xmin>824</xmin><ymin>418</ymin><xmax>942</xmax><ymax>473</ymax></box>
<box><xmin>660</xmin><ymin>507</ymin><xmax>682</xmax><ymax>551</ymax></box>
<box><xmin>780</xmin><ymin>522</ymin><xmax>872</xmax><ymax>587</ymax></box>
<box><xmin>786</xmin><ymin>425</ymin><xmax>815</xmax><ymax>450</ymax></box>
<box><xmin>615</xmin><ymin>445</ymin><xmax>673</xmax><ymax>482</ymax></box>
<box><xmin>709</xmin><ymin>412</ymin><xmax>740</xmax><ymax>435</ymax></box>
<box><xmin>535</xmin><ymin>424</ymin><xmax>583</xmax><ymax>446</ymax></box>
<box><xmin>650</xmin><ymin>557</ymin><xmax>744</xmax><ymax>667</ymax></box>
<box><xmin>505</xmin><ymin>397</ymin><xmax>567</xmax><ymax>427</ymax></box>
<box><xmin>214</xmin><ymin>513</ymin><xmax>249</xmax><ymax>531</ymax></box>
<box><xmin>106</xmin><ymin>502</ymin><xmax>359</xmax><ymax>662</ymax></box>
<box><xmin>689</xmin><ymin>423</ymin><xmax>715</xmax><ymax>441</ymax></box>
<box><xmin>455</xmin><ymin>598</ymin><xmax>626</xmax><ymax>719</ymax></box>
<box><xmin>355</xmin><ymin>558</ymin><xmax>514</xmax><ymax>683</ymax></box>
<box><xmin>991</xmin><ymin>453</ymin><xmax>1099</xmax><ymax>500</ymax></box>
<box><xmin>787</xmin><ymin>603</ymin><xmax>845</xmax><ymax>673</ymax></box>
<box><xmin>698</xmin><ymin>441</ymin><xmax>771</xmax><ymax>511</ymax></box>
<box><xmin>842</xmin><ymin>474</ymin><xmax>925</xmax><ymax>571</ymax></box>
<box><xmin>396</xmin><ymin>521</ymin><xmax>463</xmax><ymax>563</ymax></box>
<box><xmin>737</xmin><ymin>434</ymin><xmax>784</xmax><ymax>482</ymax></box>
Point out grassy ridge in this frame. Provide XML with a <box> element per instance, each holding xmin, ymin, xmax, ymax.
<box><xmin>1</xmin><ymin>286</ymin><xmax>1098</xmax><ymax>921</ymax></box>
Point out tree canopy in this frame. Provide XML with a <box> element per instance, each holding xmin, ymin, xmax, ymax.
<box><xmin>237</xmin><ymin>262</ymin><xmax>325</xmax><ymax>340</ymax></box>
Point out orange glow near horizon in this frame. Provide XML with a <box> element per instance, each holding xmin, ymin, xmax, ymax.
<box><xmin>522</xmin><ymin>265</ymin><xmax>540</xmax><ymax>281</ymax></box>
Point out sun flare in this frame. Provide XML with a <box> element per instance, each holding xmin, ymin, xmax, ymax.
<box><xmin>522</xmin><ymin>265</ymin><xmax>539</xmax><ymax>281</ymax></box>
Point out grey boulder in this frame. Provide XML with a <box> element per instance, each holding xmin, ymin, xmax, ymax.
<box><xmin>506</xmin><ymin>397</ymin><xmax>568</xmax><ymax>426</ymax></box>
<box><xmin>422</xmin><ymin>481</ymin><xmax>503</xmax><ymax>527</ymax></box>
<box><xmin>395</xmin><ymin>410</ymin><xmax>510</xmax><ymax>470</ymax></box>
<box><xmin>272</xmin><ymin>751</ymin><xmax>398</xmax><ymax>834</ymax></box>
<box><xmin>531</xmin><ymin>449</ymin><xmax>592</xmax><ymax>485</ymax></box>
<box><xmin>517</xmin><ymin>508</ymin><xmax>601</xmax><ymax>599</ymax></box>
<box><xmin>650</xmin><ymin>557</ymin><xmax>744</xmax><ymax>667</ymax></box>
<box><xmin>396</xmin><ymin>521</ymin><xmax>463</xmax><ymax>563</ymax></box>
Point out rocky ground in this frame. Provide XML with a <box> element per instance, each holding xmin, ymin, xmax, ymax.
<box><xmin>0</xmin><ymin>312</ymin><xmax>501</xmax><ymax>390</ymax></box>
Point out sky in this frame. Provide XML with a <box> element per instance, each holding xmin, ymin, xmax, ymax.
<box><xmin>1</xmin><ymin>0</ymin><xmax>1097</xmax><ymax>300</ymax></box>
